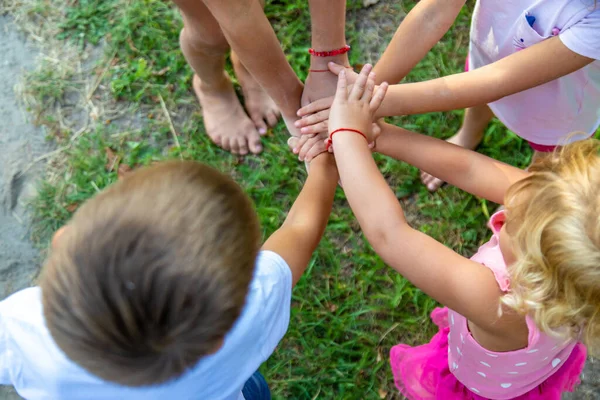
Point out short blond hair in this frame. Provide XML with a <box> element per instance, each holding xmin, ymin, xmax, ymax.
<box><xmin>502</xmin><ymin>138</ymin><xmax>600</xmax><ymax>355</ymax></box>
<box><xmin>41</xmin><ymin>161</ymin><xmax>261</xmax><ymax>386</ymax></box>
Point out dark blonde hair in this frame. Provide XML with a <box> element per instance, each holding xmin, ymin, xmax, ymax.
<box><xmin>41</xmin><ymin>161</ymin><xmax>261</xmax><ymax>386</ymax></box>
<box><xmin>502</xmin><ymin>138</ymin><xmax>600</xmax><ymax>355</ymax></box>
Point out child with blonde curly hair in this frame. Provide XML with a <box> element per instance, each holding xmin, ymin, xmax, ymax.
<box><xmin>326</xmin><ymin>64</ymin><xmax>598</xmax><ymax>399</ymax></box>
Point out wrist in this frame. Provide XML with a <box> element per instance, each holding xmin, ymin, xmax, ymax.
<box><xmin>280</xmin><ymin>83</ymin><xmax>304</xmax><ymax>117</ymax></box>
<box><xmin>332</xmin><ymin>129</ymin><xmax>369</xmax><ymax>147</ymax></box>
<box><xmin>310</xmin><ymin>152</ymin><xmax>337</xmax><ymax>175</ymax></box>
<box><xmin>326</xmin><ymin>128</ymin><xmax>369</xmax><ymax>151</ymax></box>
<box><xmin>375</xmin><ymin>85</ymin><xmax>399</xmax><ymax>118</ymax></box>
<box><xmin>310</xmin><ymin>55</ymin><xmax>350</xmax><ymax>72</ymax></box>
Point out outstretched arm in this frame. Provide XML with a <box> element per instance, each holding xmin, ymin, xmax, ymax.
<box><xmin>376</xmin><ymin>36</ymin><xmax>594</xmax><ymax>117</ymax></box>
<box><xmin>297</xmin><ymin>35</ymin><xmax>594</xmax><ymax>134</ymax></box>
<box><xmin>336</xmin><ymin>136</ymin><xmax>505</xmax><ymax>327</ymax></box>
<box><xmin>290</xmin><ymin>0</ymin><xmax>350</xmax><ymax>160</ymax></box>
<box><xmin>373</xmin><ymin>0</ymin><xmax>465</xmax><ymax>84</ymax></box>
<box><xmin>328</xmin><ymin>65</ymin><xmax>512</xmax><ymax>329</ymax></box>
<box><xmin>375</xmin><ymin>123</ymin><xmax>529</xmax><ymax>204</ymax></box>
<box><xmin>303</xmin><ymin>0</ymin><xmax>349</xmax><ymax>103</ymax></box>
<box><xmin>262</xmin><ymin>154</ymin><xmax>338</xmax><ymax>286</ymax></box>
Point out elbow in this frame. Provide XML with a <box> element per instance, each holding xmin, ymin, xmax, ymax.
<box><xmin>366</xmin><ymin>231</ymin><xmax>391</xmax><ymax>256</ymax></box>
<box><xmin>362</xmin><ymin>220</ymin><xmax>404</xmax><ymax>257</ymax></box>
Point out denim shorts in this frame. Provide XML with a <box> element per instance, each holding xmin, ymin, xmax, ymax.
<box><xmin>242</xmin><ymin>371</ymin><xmax>271</xmax><ymax>400</ymax></box>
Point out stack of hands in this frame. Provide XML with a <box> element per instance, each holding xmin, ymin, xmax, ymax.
<box><xmin>288</xmin><ymin>63</ymin><xmax>388</xmax><ymax>163</ymax></box>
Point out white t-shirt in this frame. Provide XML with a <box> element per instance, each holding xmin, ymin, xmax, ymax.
<box><xmin>0</xmin><ymin>250</ymin><xmax>292</xmax><ymax>400</ymax></box>
<box><xmin>468</xmin><ymin>0</ymin><xmax>600</xmax><ymax>145</ymax></box>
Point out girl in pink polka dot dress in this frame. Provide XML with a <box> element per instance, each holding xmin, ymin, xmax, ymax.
<box><xmin>329</xmin><ymin>65</ymin><xmax>598</xmax><ymax>400</ymax></box>
<box><xmin>373</xmin><ymin>131</ymin><xmax>598</xmax><ymax>399</ymax></box>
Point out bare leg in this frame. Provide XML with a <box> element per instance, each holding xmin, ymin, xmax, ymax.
<box><xmin>175</xmin><ymin>0</ymin><xmax>262</xmax><ymax>155</ymax></box>
<box><xmin>421</xmin><ymin>104</ymin><xmax>494</xmax><ymax>191</ymax></box>
<box><xmin>202</xmin><ymin>0</ymin><xmax>304</xmax><ymax>120</ymax></box>
<box><xmin>231</xmin><ymin>52</ymin><xmax>280</xmax><ymax>135</ymax></box>
<box><xmin>228</xmin><ymin>0</ymin><xmax>280</xmax><ymax>134</ymax></box>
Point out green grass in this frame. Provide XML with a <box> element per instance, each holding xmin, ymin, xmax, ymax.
<box><xmin>19</xmin><ymin>0</ymin><xmax>597</xmax><ymax>398</ymax></box>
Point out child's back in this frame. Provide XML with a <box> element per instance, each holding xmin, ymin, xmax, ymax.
<box><xmin>391</xmin><ymin>209</ymin><xmax>587</xmax><ymax>399</ymax></box>
<box><xmin>0</xmin><ymin>256</ymin><xmax>290</xmax><ymax>399</ymax></box>
<box><xmin>0</xmin><ymin>158</ymin><xmax>339</xmax><ymax>399</ymax></box>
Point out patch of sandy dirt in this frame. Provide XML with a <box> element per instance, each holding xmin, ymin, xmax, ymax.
<box><xmin>0</xmin><ymin>14</ymin><xmax>50</xmax><ymax>400</ymax></box>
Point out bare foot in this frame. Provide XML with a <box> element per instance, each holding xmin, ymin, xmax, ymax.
<box><xmin>192</xmin><ymin>74</ymin><xmax>262</xmax><ymax>155</ymax></box>
<box><xmin>232</xmin><ymin>52</ymin><xmax>280</xmax><ymax>134</ymax></box>
<box><xmin>420</xmin><ymin>128</ymin><xmax>483</xmax><ymax>191</ymax></box>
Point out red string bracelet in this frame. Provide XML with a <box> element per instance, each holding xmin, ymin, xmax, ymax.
<box><xmin>325</xmin><ymin>128</ymin><xmax>367</xmax><ymax>151</ymax></box>
<box><xmin>309</xmin><ymin>45</ymin><xmax>351</xmax><ymax>57</ymax></box>
<box><xmin>308</xmin><ymin>66</ymin><xmax>354</xmax><ymax>73</ymax></box>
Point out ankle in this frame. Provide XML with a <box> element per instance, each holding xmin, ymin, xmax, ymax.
<box><xmin>197</xmin><ymin>73</ymin><xmax>231</xmax><ymax>92</ymax></box>
<box><xmin>457</xmin><ymin>126</ymin><xmax>484</xmax><ymax>141</ymax></box>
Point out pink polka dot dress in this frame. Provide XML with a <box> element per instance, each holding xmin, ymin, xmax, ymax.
<box><xmin>390</xmin><ymin>211</ymin><xmax>587</xmax><ymax>399</ymax></box>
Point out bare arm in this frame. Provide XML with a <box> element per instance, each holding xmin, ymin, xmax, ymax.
<box><xmin>326</xmin><ymin>65</ymin><xmax>515</xmax><ymax>328</ymax></box>
<box><xmin>377</xmin><ymin>36</ymin><xmax>594</xmax><ymax>116</ymax></box>
<box><xmin>203</xmin><ymin>0</ymin><xmax>303</xmax><ymax>119</ymax></box>
<box><xmin>262</xmin><ymin>154</ymin><xmax>338</xmax><ymax>286</ymax></box>
<box><xmin>296</xmin><ymin>27</ymin><xmax>594</xmax><ymax>135</ymax></box>
<box><xmin>308</xmin><ymin>0</ymin><xmax>348</xmax><ymax>71</ymax></box>
<box><xmin>333</xmin><ymin>133</ymin><xmax>504</xmax><ymax>328</ymax></box>
<box><xmin>376</xmin><ymin>123</ymin><xmax>529</xmax><ymax>204</ymax></box>
<box><xmin>373</xmin><ymin>0</ymin><xmax>465</xmax><ymax>84</ymax></box>
<box><xmin>302</xmin><ymin>1</ymin><xmax>349</xmax><ymax>109</ymax></box>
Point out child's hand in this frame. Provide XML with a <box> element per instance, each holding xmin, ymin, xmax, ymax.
<box><xmin>328</xmin><ymin>64</ymin><xmax>388</xmax><ymax>144</ymax></box>
<box><xmin>294</xmin><ymin>97</ymin><xmax>334</xmax><ymax>136</ymax></box>
<box><xmin>288</xmin><ymin>122</ymin><xmax>381</xmax><ymax>162</ymax></box>
<box><xmin>294</xmin><ymin>63</ymin><xmax>361</xmax><ymax>136</ymax></box>
<box><xmin>288</xmin><ymin>132</ymin><xmax>329</xmax><ymax>162</ymax></box>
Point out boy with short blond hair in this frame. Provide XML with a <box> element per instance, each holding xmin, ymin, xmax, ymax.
<box><xmin>0</xmin><ymin>154</ymin><xmax>338</xmax><ymax>399</ymax></box>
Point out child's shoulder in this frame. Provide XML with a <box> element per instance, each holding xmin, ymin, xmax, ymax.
<box><xmin>0</xmin><ymin>287</ymin><xmax>43</xmax><ymax>323</ymax></box>
<box><xmin>0</xmin><ymin>287</ymin><xmax>77</xmax><ymax>391</ymax></box>
<box><xmin>242</xmin><ymin>250</ymin><xmax>293</xmax><ymax>334</ymax></box>
<box><xmin>238</xmin><ymin>250</ymin><xmax>292</xmax><ymax>345</ymax></box>
<box><xmin>186</xmin><ymin>251</ymin><xmax>292</xmax><ymax>388</ymax></box>
<box><xmin>1</xmin><ymin>287</ymin><xmax>57</xmax><ymax>356</ymax></box>
<box><xmin>254</xmin><ymin>250</ymin><xmax>292</xmax><ymax>286</ymax></box>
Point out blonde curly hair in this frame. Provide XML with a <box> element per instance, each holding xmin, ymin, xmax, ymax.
<box><xmin>501</xmin><ymin>138</ymin><xmax>600</xmax><ymax>355</ymax></box>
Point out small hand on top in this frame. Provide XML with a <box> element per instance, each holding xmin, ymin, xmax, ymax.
<box><xmin>326</xmin><ymin>64</ymin><xmax>388</xmax><ymax>150</ymax></box>
<box><xmin>289</xmin><ymin>63</ymin><xmax>386</xmax><ymax>161</ymax></box>
<box><xmin>295</xmin><ymin>63</ymin><xmax>362</xmax><ymax>137</ymax></box>
<box><xmin>287</xmin><ymin>68</ymin><xmax>340</xmax><ymax>163</ymax></box>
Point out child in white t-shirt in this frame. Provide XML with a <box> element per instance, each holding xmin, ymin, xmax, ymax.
<box><xmin>0</xmin><ymin>155</ymin><xmax>339</xmax><ymax>400</ymax></box>
<box><xmin>295</xmin><ymin>0</ymin><xmax>600</xmax><ymax>191</ymax></box>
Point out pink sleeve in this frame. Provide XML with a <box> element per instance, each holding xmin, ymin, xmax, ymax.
<box><xmin>559</xmin><ymin>9</ymin><xmax>600</xmax><ymax>60</ymax></box>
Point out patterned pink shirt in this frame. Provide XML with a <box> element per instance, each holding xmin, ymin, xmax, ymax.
<box><xmin>447</xmin><ymin>211</ymin><xmax>577</xmax><ymax>399</ymax></box>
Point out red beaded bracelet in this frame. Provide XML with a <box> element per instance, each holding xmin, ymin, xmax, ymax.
<box><xmin>309</xmin><ymin>44</ymin><xmax>351</xmax><ymax>57</ymax></box>
<box><xmin>325</xmin><ymin>128</ymin><xmax>367</xmax><ymax>151</ymax></box>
